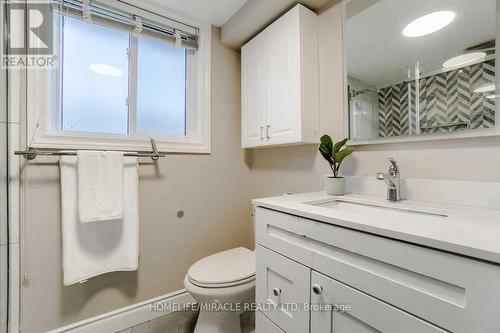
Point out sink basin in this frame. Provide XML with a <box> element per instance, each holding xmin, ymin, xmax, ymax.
<box><xmin>307</xmin><ymin>197</ymin><xmax>449</xmax><ymax>218</ymax></box>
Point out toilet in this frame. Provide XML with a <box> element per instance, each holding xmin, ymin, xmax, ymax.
<box><xmin>184</xmin><ymin>247</ymin><xmax>255</xmax><ymax>333</ymax></box>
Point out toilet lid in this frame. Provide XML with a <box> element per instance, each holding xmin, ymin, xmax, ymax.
<box><xmin>188</xmin><ymin>247</ymin><xmax>255</xmax><ymax>286</ymax></box>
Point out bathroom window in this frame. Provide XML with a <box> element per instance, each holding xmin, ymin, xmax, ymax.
<box><xmin>136</xmin><ymin>36</ymin><xmax>187</xmax><ymax>136</ymax></box>
<box><xmin>60</xmin><ymin>17</ymin><xmax>187</xmax><ymax>136</ymax></box>
<box><xmin>27</xmin><ymin>0</ymin><xmax>211</xmax><ymax>153</ymax></box>
<box><xmin>61</xmin><ymin>17</ymin><xmax>131</xmax><ymax>135</ymax></box>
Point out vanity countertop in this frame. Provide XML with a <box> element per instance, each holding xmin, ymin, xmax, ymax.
<box><xmin>253</xmin><ymin>192</ymin><xmax>500</xmax><ymax>265</ymax></box>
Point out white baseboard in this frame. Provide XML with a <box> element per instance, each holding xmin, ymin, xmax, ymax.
<box><xmin>48</xmin><ymin>289</ymin><xmax>195</xmax><ymax>333</ymax></box>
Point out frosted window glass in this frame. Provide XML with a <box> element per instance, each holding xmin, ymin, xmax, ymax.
<box><xmin>136</xmin><ymin>36</ymin><xmax>186</xmax><ymax>136</ymax></box>
<box><xmin>61</xmin><ymin>17</ymin><xmax>129</xmax><ymax>134</ymax></box>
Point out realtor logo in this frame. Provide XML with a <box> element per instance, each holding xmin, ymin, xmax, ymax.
<box><xmin>2</xmin><ymin>1</ymin><xmax>56</xmax><ymax>68</ymax></box>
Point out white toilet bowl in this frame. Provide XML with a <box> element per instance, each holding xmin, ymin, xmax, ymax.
<box><xmin>184</xmin><ymin>247</ymin><xmax>255</xmax><ymax>333</ymax></box>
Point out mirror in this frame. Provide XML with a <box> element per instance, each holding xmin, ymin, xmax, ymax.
<box><xmin>344</xmin><ymin>0</ymin><xmax>499</xmax><ymax>143</ymax></box>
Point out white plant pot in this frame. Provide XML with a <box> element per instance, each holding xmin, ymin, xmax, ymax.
<box><xmin>325</xmin><ymin>176</ymin><xmax>345</xmax><ymax>196</ymax></box>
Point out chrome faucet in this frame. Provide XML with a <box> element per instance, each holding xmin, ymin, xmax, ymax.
<box><xmin>376</xmin><ymin>158</ymin><xmax>401</xmax><ymax>201</ymax></box>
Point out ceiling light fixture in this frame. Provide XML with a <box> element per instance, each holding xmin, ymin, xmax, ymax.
<box><xmin>89</xmin><ymin>64</ymin><xmax>123</xmax><ymax>77</ymax></box>
<box><xmin>402</xmin><ymin>11</ymin><xmax>455</xmax><ymax>38</ymax></box>
<box><xmin>473</xmin><ymin>83</ymin><xmax>495</xmax><ymax>93</ymax></box>
<box><xmin>443</xmin><ymin>52</ymin><xmax>486</xmax><ymax>68</ymax></box>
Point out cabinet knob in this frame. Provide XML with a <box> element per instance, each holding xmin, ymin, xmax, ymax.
<box><xmin>273</xmin><ymin>287</ymin><xmax>282</xmax><ymax>297</ymax></box>
<box><xmin>266</xmin><ymin>125</ymin><xmax>271</xmax><ymax>139</ymax></box>
<box><xmin>260</xmin><ymin>126</ymin><xmax>264</xmax><ymax>140</ymax></box>
<box><xmin>312</xmin><ymin>284</ymin><xmax>323</xmax><ymax>295</ymax></box>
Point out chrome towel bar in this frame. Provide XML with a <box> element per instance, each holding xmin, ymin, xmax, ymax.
<box><xmin>14</xmin><ymin>138</ymin><xmax>165</xmax><ymax>161</ymax></box>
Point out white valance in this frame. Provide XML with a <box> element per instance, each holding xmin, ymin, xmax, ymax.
<box><xmin>54</xmin><ymin>0</ymin><xmax>198</xmax><ymax>50</ymax></box>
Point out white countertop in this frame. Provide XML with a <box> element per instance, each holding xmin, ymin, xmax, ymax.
<box><xmin>253</xmin><ymin>192</ymin><xmax>500</xmax><ymax>265</ymax></box>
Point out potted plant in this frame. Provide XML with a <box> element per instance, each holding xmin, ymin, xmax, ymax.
<box><xmin>319</xmin><ymin>135</ymin><xmax>354</xmax><ymax>195</ymax></box>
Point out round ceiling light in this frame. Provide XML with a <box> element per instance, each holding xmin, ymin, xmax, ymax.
<box><xmin>402</xmin><ymin>11</ymin><xmax>456</xmax><ymax>37</ymax></box>
<box><xmin>443</xmin><ymin>52</ymin><xmax>486</xmax><ymax>68</ymax></box>
<box><xmin>89</xmin><ymin>64</ymin><xmax>123</xmax><ymax>77</ymax></box>
<box><xmin>473</xmin><ymin>83</ymin><xmax>495</xmax><ymax>93</ymax></box>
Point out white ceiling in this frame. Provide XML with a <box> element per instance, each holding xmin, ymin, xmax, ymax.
<box><xmin>221</xmin><ymin>0</ymin><xmax>336</xmax><ymax>49</ymax></box>
<box><xmin>137</xmin><ymin>0</ymin><xmax>336</xmax><ymax>48</ymax></box>
<box><xmin>345</xmin><ymin>0</ymin><xmax>497</xmax><ymax>87</ymax></box>
<box><xmin>142</xmin><ymin>0</ymin><xmax>248</xmax><ymax>26</ymax></box>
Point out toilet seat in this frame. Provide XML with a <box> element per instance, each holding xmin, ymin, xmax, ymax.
<box><xmin>188</xmin><ymin>274</ymin><xmax>255</xmax><ymax>288</ymax></box>
<box><xmin>187</xmin><ymin>247</ymin><xmax>255</xmax><ymax>288</ymax></box>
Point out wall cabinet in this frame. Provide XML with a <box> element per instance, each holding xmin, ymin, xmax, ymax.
<box><xmin>241</xmin><ymin>5</ymin><xmax>319</xmax><ymax>148</ymax></box>
<box><xmin>254</xmin><ymin>207</ymin><xmax>500</xmax><ymax>332</ymax></box>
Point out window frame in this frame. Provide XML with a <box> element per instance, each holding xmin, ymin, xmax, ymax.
<box><xmin>26</xmin><ymin>0</ymin><xmax>212</xmax><ymax>153</ymax></box>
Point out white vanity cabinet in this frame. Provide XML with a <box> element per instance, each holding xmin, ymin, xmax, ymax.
<box><xmin>310</xmin><ymin>272</ymin><xmax>446</xmax><ymax>333</ymax></box>
<box><xmin>254</xmin><ymin>206</ymin><xmax>500</xmax><ymax>333</ymax></box>
<box><xmin>256</xmin><ymin>245</ymin><xmax>310</xmax><ymax>333</ymax></box>
<box><xmin>241</xmin><ymin>4</ymin><xmax>319</xmax><ymax>148</ymax></box>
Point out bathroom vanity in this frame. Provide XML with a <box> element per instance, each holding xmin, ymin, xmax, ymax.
<box><xmin>253</xmin><ymin>191</ymin><xmax>500</xmax><ymax>333</ymax></box>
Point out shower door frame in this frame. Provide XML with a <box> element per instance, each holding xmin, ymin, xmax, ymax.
<box><xmin>0</xmin><ymin>1</ymin><xmax>9</xmax><ymax>331</ymax></box>
<box><xmin>2</xmin><ymin>2</ymin><xmax>21</xmax><ymax>332</ymax></box>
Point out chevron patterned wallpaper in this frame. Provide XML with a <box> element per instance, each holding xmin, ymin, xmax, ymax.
<box><xmin>377</xmin><ymin>60</ymin><xmax>496</xmax><ymax>138</ymax></box>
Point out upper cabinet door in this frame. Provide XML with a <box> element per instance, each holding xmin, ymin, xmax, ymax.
<box><xmin>241</xmin><ymin>35</ymin><xmax>266</xmax><ymax>148</ymax></box>
<box><xmin>310</xmin><ymin>271</ymin><xmax>446</xmax><ymax>333</ymax></box>
<box><xmin>241</xmin><ymin>4</ymin><xmax>319</xmax><ymax>148</ymax></box>
<box><xmin>266</xmin><ymin>7</ymin><xmax>301</xmax><ymax>145</ymax></box>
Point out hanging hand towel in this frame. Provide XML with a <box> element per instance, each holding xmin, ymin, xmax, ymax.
<box><xmin>77</xmin><ymin>151</ymin><xmax>124</xmax><ymax>223</ymax></box>
<box><xmin>60</xmin><ymin>156</ymin><xmax>139</xmax><ymax>285</ymax></box>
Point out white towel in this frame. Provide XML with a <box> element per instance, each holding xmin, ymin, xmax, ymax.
<box><xmin>60</xmin><ymin>156</ymin><xmax>139</xmax><ymax>285</ymax></box>
<box><xmin>77</xmin><ymin>151</ymin><xmax>124</xmax><ymax>223</ymax></box>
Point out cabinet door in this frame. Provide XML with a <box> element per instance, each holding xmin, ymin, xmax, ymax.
<box><xmin>256</xmin><ymin>245</ymin><xmax>310</xmax><ymax>333</ymax></box>
<box><xmin>256</xmin><ymin>207</ymin><xmax>500</xmax><ymax>332</ymax></box>
<box><xmin>256</xmin><ymin>311</ymin><xmax>285</xmax><ymax>333</ymax></box>
<box><xmin>241</xmin><ymin>35</ymin><xmax>266</xmax><ymax>148</ymax></box>
<box><xmin>311</xmin><ymin>271</ymin><xmax>446</xmax><ymax>333</ymax></box>
<box><xmin>266</xmin><ymin>7</ymin><xmax>301</xmax><ymax>145</ymax></box>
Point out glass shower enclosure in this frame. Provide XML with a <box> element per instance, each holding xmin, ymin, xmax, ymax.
<box><xmin>0</xmin><ymin>96</ymin><xmax>7</xmax><ymax>333</ymax></box>
<box><xmin>0</xmin><ymin>2</ymin><xmax>8</xmax><ymax>331</ymax></box>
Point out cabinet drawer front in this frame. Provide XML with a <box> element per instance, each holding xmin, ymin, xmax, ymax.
<box><xmin>256</xmin><ymin>310</ymin><xmax>285</xmax><ymax>333</ymax></box>
<box><xmin>255</xmin><ymin>207</ymin><xmax>500</xmax><ymax>332</ymax></box>
<box><xmin>256</xmin><ymin>245</ymin><xmax>310</xmax><ymax>333</ymax></box>
<box><xmin>311</xmin><ymin>271</ymin><xmax>446</xmax><ymax>333</ymax></box>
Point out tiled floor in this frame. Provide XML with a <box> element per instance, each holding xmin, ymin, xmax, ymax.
<box><xmin>118</xmin><ymin>310</ymin><xmax>255</xmax><ymax>333</ymax></box>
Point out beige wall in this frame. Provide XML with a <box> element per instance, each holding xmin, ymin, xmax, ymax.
<box><xmin>324</xmin><ymin>3</ymin><xmax>500</xmax><ymax>183</ymax></box>
<box><xmin>342</xmin><ymin>137</ymin><xmax>500</xmax><ymax>182</ymax></box>
<box><xmin>20</xmin><ymin>27</ymin><xmax>252</xmax><ymax>333</ymax></box>
<box><xmin>248</xmin><ymin>3</ymin><xmax>500</xmax><ymax>205</ymax></box>
<box><xmin>246</xmin><ymin>4</ymin><xmax>344</xmax><ymax>199</ymax></box>
<box><xmin>19</xmin><ymin>3</ymin><xmax>500</xmax><ymax>333</ymax></box>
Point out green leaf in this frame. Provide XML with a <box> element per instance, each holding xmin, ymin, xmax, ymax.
<box><xmin>333</xmin><ymin>138</ymin><xmax>348</xmax><ymax>154</ymax></box>
<box><xmin>334</xmin><ymin>147</ymin><xmax>354</xmax><ymax>164</ymax></box>
<box><xmin>319</xmin><ymin>134</ymin><xmax>333</xmax><ymax>162</ymax></box>
<box><xmin>320</xmin><ymin>135</ymin><xmax>333</xmax><ymax>151</ymax></box>
<box><xmin>319</xmin><ymin>144</ymin><xmax>331</xmax><ymax>160</ymax></box>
